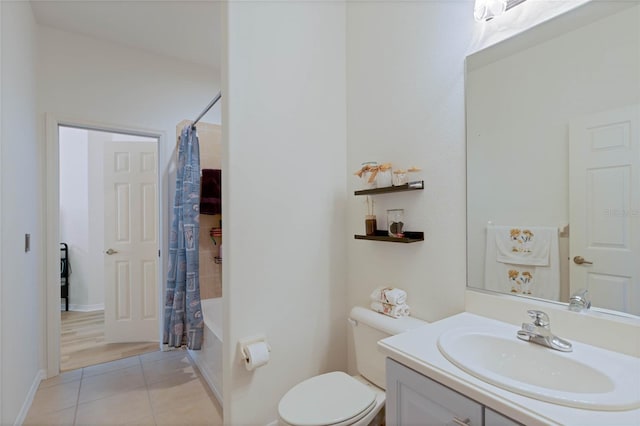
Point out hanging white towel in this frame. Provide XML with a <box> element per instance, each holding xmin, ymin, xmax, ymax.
<box><xmin>484</xmin><ymin>225</ymin><xmax>560</xmax><ymax>300</ymax></box>
<box><xmin>370</xmin><ymin>287</ymin><xmax>407</xmax><ymax>306</ymax></box>
<box><xmin>494</xmin><ymin>226</ymin><xmax>553</xmax><ymax>266</ymax></box>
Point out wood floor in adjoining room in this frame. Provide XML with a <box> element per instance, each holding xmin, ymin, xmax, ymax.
<box><xmin>61</xmin><ymin>310</ymin><xmax>159</xmax><ymax>372</ymax></box>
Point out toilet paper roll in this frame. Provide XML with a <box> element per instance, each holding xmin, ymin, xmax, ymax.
<box><xmin>244</xmin><ymin>341</ymin><xmax>270</xmax><ymax>371</ymax></box>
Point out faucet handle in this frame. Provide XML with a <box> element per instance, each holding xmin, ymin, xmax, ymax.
<box><xmin>527</xmin><ymin>310</ymin><xmax>550</xmax><ymax>327</ymax></box>
<box><xmin>569</xmin><ymin>288</ymin><xmax>591</xmax><ymax>312</ymax></box>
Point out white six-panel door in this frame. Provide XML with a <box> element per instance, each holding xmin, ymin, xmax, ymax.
<box><xmin>569</xmin><ymin>105</ymin><xmax>639</xmax><ymax>315</ymax></box>
<box><xmin>103</xmin><ymin>141</ymin><xmax>159</xmax><ymax>342</ymax></box>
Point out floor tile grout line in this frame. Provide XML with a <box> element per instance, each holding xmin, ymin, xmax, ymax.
<box><xmin>72</xmin><ymin>367</ymin><xmax>85</xmax><ymax>425</ymax></box>
<box><xmin>139</xmin><ymin>354</ymin><xmax>159</xmax><ymax>425</ymax></box>
<box><xmin>74</xmin><ymin>367</ymin><xmax>149</xmax><ymax>408</ymax></box>
<box><xmin>81</xmin><ymin>358</ymin><xmax>142</xmax><ymax>380</ymax></box>
<box><xmin>26</xmin><ymin>352</ymin><xmax>220</xmax><ymax>425</ymax></box>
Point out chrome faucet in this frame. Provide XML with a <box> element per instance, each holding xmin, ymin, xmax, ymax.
<box><xmin>568</xmin><ymin>289</ymin><xmax>591</xmax><ymax>312</ymax></box>
<box><xmin>517</xmin><ymin>310</ymin><xmax>572</xmax><ymax>352</ymax></box>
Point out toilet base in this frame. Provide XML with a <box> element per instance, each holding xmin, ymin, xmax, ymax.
<box><xmin>350</xmin><ymin>375</ymin><xmax>385</xmax><ymax>426</ymax></box>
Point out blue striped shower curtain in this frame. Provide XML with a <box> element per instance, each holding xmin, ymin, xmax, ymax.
<box><xmin>164</xmin><ymin>125</ymin><xmax>203</xmax><ymax>350</ymax></box>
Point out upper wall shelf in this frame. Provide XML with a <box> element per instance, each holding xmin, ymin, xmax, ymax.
<box><xmin>354</xmin><ymin>181</ymin><xmax>424</xmax><ymax>196</ymax></box>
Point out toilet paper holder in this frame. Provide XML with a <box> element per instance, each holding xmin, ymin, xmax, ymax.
<box><xmin>238</xmin><ymin>334</ymin><xmax>271</xmax><ymax>365</ymax></box>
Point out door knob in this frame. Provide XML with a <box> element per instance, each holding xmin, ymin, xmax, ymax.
<box><xmin>105</xmin><ymin>248</ymin><xmax>119</xmax><ymax>255</ymax></box>
<box><xmin>573</xmin><ymin>256</ymin><xmax>593</xmax><ymax>265</ymax></box>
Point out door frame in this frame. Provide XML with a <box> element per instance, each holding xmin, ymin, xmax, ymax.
<box><xmin>44</xmin><ymin>114</ymin><xmax>166</xmax><ymax>377</ymax></box>
<box><xmin>0</xmin><ymin>1</ymin><xmax>4</xmax><ymax>414</ymax></box>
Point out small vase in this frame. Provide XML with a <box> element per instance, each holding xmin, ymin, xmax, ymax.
<box><xmin>365</xmin><ymin>215</ymin><xmax>377</xmax><ymax>236</ymax></box>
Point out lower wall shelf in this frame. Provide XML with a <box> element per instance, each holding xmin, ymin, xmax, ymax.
<box><xmin>354</xmin><ymin>230</ymin><xmax>424</xmax><ymax>243</ymax></box>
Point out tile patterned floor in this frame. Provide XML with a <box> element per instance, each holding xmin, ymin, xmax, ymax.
<box><xmin>24</xmin><ymin>350</ymin><xmax>223</xmax><ymax>426</ymax></box>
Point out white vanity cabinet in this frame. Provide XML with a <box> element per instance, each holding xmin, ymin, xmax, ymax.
<box><xmin>381</xmin><ymin>313</ymin><xmax>640</xmax><ymax>426</ymax></box>
<box><xmin>386</xmin><ymin>358</ymin><xmax>482</xmax><ymax>425</ymax></box>
<box><xmin>485</xmin><ymin>408</ymin><xmax>521</xmax><ymax>426</ymax></box>
<box><xmin>386</xmin><ymin>358</ymin><xmax>521</xmax><ymax>426</ymax></box>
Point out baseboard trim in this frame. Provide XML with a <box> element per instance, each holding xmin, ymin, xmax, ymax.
<box><xmin>14</xmin><ymin>369</ymin><xmax>45</xmax><ymax>425</ymax></box>
<box><xmin>62</xmin><ymin>303</ymin><xmax>104</xmax><ymax>312</ymax></box>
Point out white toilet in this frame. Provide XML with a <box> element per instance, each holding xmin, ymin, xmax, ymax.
<box><xmin>278</xmin><ymin>306</ymin><xmax>428</xmax><ymax>426</ymax></box>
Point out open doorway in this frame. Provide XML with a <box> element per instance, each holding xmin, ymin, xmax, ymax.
<box><xmin>58</xmin><ymin>125</ymin><xmax>160</xmax><ymax>372</ymax></box>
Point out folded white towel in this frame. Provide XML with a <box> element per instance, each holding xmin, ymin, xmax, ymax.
<box><xmin>370</xmin><ymin>287</ymin><xmax>407</xmax><ymax>306</ymax></box>
<box><xmin>493</xmin><ymin>226</ymin><xmax>554</xmax><ymax>266</ymax></box>
<box><xmin>370</xmin><ymin>301</ymin><xmax>410</xmax><ymax>318</ymax></box>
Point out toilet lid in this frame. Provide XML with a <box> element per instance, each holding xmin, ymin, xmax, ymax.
<box><xmin>278</xmin><ymin>372</ymin><xmax>376</xmax><ymax>426</ymax></box>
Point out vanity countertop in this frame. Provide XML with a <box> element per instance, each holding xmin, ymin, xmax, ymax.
<box><xmin>378</xmin><ymin>312</ymin><xmax>640</xmax><ymax>426</ymax></box>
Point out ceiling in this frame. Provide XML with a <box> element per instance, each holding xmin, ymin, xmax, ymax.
<box><xmin>30</xmin><ymin>0</ymin><xmax>221</xmax><ymax>71</ymax></box>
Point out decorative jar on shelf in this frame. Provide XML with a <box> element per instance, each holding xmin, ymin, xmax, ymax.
<box><xmin>393</xmin><ymin>169</ymin><xmax>407</xmax><ymax>186</ymax></box>
<box><xmin>387</xmin><ymin>209</ymin><xmax>405</xmax><ymax>238</ymax></box>
<box><xmin>407</xmin><ymin>166</ymin><xmax>422</xmax><ymax>185</ymax></box>
<box><xmin>377</xmin><ymin>163</ymin><xmax>393</xmax><ymax>188</ymax></box>
<box><xmin>358</xmin><ymin>161</ymin><xmax>378</xmax><ymax>189</ymax></box>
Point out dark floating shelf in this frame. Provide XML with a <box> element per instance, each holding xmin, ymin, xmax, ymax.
<box><xmin>354</xmin><ymin>230</ymin><xmax>424</xmax><ymax>243</ymax></box>
<box><xmin>354</xmin><ymin>181</ymin><xmax>424</xmax><ymax>196</ymax></box>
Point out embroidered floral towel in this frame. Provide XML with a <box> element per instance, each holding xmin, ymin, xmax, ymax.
<box><xmin>484</xmin><ymin>225</ymin><xmax>560</xmax><ymax>300</ymax></box>
<box><xmin>494</xmin><ymin>226</ymin><xmax>555</xmax><ymax>266</ymax></box>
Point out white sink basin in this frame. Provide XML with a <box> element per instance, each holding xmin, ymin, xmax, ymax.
<box><xmin>438</xmin><ymin>326</ymin><xmax>640</xmax><ymax>410</ymax></box>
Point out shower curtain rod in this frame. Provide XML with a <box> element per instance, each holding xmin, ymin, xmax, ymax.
<box><xmin>192</xmin><ymin>91</ymin><xmax>222</xmax><ymax>128</ymax></box>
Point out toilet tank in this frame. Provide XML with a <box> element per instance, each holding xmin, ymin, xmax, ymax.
<box><xmin>349</xmin><ymin>306</ymin><xmax>427</xmax><ymax>390</ymax></box>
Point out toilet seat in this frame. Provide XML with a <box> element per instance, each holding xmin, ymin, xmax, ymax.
<box><xmin>278</xmin><ymin>372</ymin><xmax>377</xmax><ymax>426</ymax></box>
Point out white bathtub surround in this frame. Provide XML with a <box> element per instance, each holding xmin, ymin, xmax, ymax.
<box><xmin>189</xmin><ymin>297</ymin><xmax>223</xmax><ymax>405</ymax></box>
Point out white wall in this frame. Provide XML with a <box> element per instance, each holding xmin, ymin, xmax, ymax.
<box><xmin>346</xmin><ymin>1</ymin><xmax>472</xmax><ymax>327</ymax></box>
<box><xmin>38</xmin><ymin>24</ymin><xmax>220</xmax><ymax>375</ymax></box>
<box><xmin>1</xmin><ymin>1</ymin><xmax>629</xmax><ymax>423</ymax></box>
<box><xmin>59</xmin><ymin>127</ymin><xmax>91</xmax><ymax>308</ymax></box>
<box><xmin>0</xmin><ymin>2</ymin><xmax>44</xmax><ymax>424</ymax></box>
<box><xmin>38</xmin><ymin>25</ymin><xmax>221</xmax><ymax>128</ymax></box>
<box><xmin>223</xmin><ymin>1</ymin><xmax>347</xmax><ymax>423</ymax></box>
<box><xmin>344</xmin><ymin>0</ymin><xmax>610</xmax><ymax>372</ymax></box>
<box><xmin>38</xmin><ymin>26</ymin><xmax>221</xmax><ymax>317</ymax></box>
<box><xmin>0</xmin><ymin>1</ymin><xmax>3</xmax><ymax>418</ymax></box>
<box><xmin>220</xmin><ymin>1</ymin><xmax>613</xmax><ymax>422</ymax></box>
<box><xmin>87</xmin><ymin>131</ymin><xmax>105</xmax><ymax>309</ymax></box>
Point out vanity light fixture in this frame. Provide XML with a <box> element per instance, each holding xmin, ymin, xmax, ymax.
<box><xmin>474</xmin><ymin>0</ymin><xmax>527</xmax><ymax>21</ymax></box>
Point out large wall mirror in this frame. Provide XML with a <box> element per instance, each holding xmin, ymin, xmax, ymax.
<box><xmin>466</xmin><ymin>1</ymin><xmax>639</xmax><ymax>316</ymax></box>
